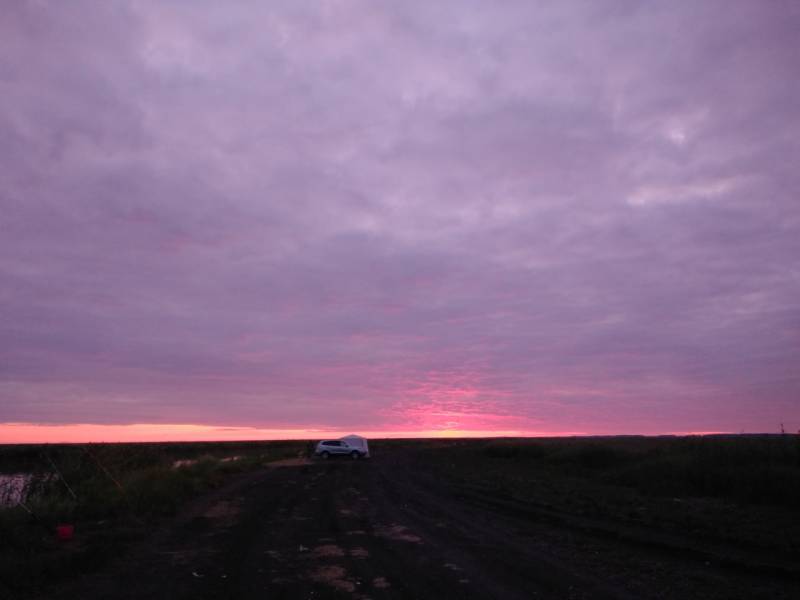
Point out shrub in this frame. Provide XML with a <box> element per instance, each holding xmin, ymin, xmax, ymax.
<box><xmin>546</xmin><ymin>443</ymin><xmax>634</xmax><ymax>469</ymax></box>
<box><xmin>483</xmin><ymin>442</ymin><xmax>548</xmax><ymax>460</ymax></box>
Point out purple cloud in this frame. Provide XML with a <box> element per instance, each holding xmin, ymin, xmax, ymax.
<box><xmin>1</xmin><ymin>1</ymin><xmax>798</xmax><ymax>437</ymax></box>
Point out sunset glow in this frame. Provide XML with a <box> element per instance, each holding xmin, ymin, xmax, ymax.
<box><xmin>0</xmin><ymin>423</ymin><xmax>581</xmax><ymax>445</ymax></box>
<box><xmin>1</xmin><ymin>1</ymin><xmax>798</xmax><ymax>443</ymax></box>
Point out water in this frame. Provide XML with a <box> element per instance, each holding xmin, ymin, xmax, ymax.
<box><xmin>1</xmin><ymin>455</ymin><xmax>249</xmax><ymax>505</ymax></box>
<box><xmin>172</xmin><ymin>455</ymin><xmax>243</xmax><ymax>469</ymax></box>
<box><xmin>0</xmin><ymin>473</ymin><xmax>33</xmax><ymax>507</ymax></box>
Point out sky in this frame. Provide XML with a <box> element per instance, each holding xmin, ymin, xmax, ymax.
<box><xmin>1</xmin><ymin>1</ymin><xmax>799</xmax><ymax>443</ymax></box>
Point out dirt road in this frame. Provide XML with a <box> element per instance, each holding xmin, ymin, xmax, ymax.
<box><xmin>38</xmin><ymin>447</ymin><xmax>799</xmax><ymax>599</ymax></box>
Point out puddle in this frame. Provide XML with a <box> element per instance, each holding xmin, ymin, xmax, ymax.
<box><xmin>309</xmin><ymin>565</ymin><xmax>356</xmax><ymax>593</ymax></box>
<box><xmin>203</xmin><ymin>499</ymin><xmax>242</xmax><ymax>525</ymax></box>
<box><xmin>0</xmin><ymin>473</ymin><xmax>53</xmax><ymax>507</ymax></box>
<box><xmin>313</xmin><ymin>544</ymin><xmax>345</xmax><ymax>558</ymax></box>
<box><xmin>268</xmin><ymin>458</ymin><xmax>312</xmax><ymax>468</ymax></box>
<box><xmin>172</xmin><ymin>456</ymin><xmax>243</xmax><ymax>469</ymax></box>
<box><xmin>0</xmin><ymin>474</ymin><xmax>33</xmax><ymax>506</ymax></box>
<box><xmin>375</xmin><ymin>524</ymin><xmax>422</xmax><ymax>543</ymax></box>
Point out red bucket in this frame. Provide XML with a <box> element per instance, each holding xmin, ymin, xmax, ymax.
<box><xmin>56</xmin><ymin>524</ymin><xmax>74</xmax><ymax>541</ymax></box>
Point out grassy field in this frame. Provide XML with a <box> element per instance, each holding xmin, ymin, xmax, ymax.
<box><xmin>0</xmin><ymin>440</ymin><xmax>309</xmax><ymax>592</ymax></box>
<box><xmin>2</xmin><ymin>434</ymin><xmax>799</xmax><ymax>595</ymax></box>
<box><xmin>419</xmin><ymin>434</ymin><xmax>800</xmax><ymax>507</ymax></box>
<box><xmin>410</xmin><ymin>434</ymin><xmax>800</xmax><ymax>559</ymax></box>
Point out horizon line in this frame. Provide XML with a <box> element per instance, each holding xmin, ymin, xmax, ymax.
<box><xmin>0</xmin><ymin>422</ymin><xmax>745</xmax><ymax>444</ymax></box>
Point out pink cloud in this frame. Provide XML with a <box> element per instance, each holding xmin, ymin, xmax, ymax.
<box><xmin>1</xmin><ymin>1</ymin><xmax>798</xmax><ymax>442</ymax></box>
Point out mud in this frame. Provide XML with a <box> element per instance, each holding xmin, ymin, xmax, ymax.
<box><xmin>30</xmin><ymin>445</ymin><xmax>800</xmax><ymax>599</ymax></box>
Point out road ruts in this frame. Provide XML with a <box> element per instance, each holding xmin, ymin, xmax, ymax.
<box><xmin>35</xmin><ymin>449</ymin><xmax>800</xmax><ymax>600</ymax></box>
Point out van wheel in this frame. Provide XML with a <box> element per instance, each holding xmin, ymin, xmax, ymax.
<box><xmin>321</xmin><ymin>451</ymin><xmax>330</xmax><ymax>460</ymax></box>
<box><xmin>350</xmin><ymin>451</ymin><xmax>360</xmax><ymax>460</ymax></box>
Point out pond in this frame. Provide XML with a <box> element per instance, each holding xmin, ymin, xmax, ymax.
<box><xmin>172</xmin><ymin>455</ymin><xmax>244</xmax><ymax>469</ymax></box>
<box><xmin>0</xmin><ymin>473</ymin><xmax>34</xmax><ymax>507</ymax></box>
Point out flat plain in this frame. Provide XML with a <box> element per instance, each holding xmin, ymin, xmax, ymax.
<box><xmin>2</xmin><ymin>436</ymin><xmax>799</xmax><ymax>599</ymax></box>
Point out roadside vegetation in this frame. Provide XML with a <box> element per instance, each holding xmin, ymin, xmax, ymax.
<box><xmin>444</xmin><ymin>434</ymin><xmax>800</xmax><ymax>507</ymax></box>
<box><xmin>0</xmin><ymin>440</ymin><xmax>308</xmax><ymax>595</ymax></box>
<box><xmin>414</xmin><ymin>434</ymin><xmax>800</xmax><ymax>559</ymax></box>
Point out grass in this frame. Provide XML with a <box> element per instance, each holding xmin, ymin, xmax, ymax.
<box><xmin>412</xmin><ymin>434</ymin><xmax>800</xmax><ymax>556</ymax></box>
<box><xmin>3</xmin><ymin>434</ymin><xmax>799</xmax><ymax>594</ymax></box>
<box><xmin>472</xmin><ymin>434</ymin><xmax>800</xmax><ymax>507</ymax></box>
<box><xmin>0</xmin><ymin>440</ymin><xmax>308</xmax><ymax>595</ymax></box>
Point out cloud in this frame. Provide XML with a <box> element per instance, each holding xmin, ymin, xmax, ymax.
<box><xmin>1</xmin><ymin>0</ymin><xmax>798</xmax><ymax>437</ymax></box>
